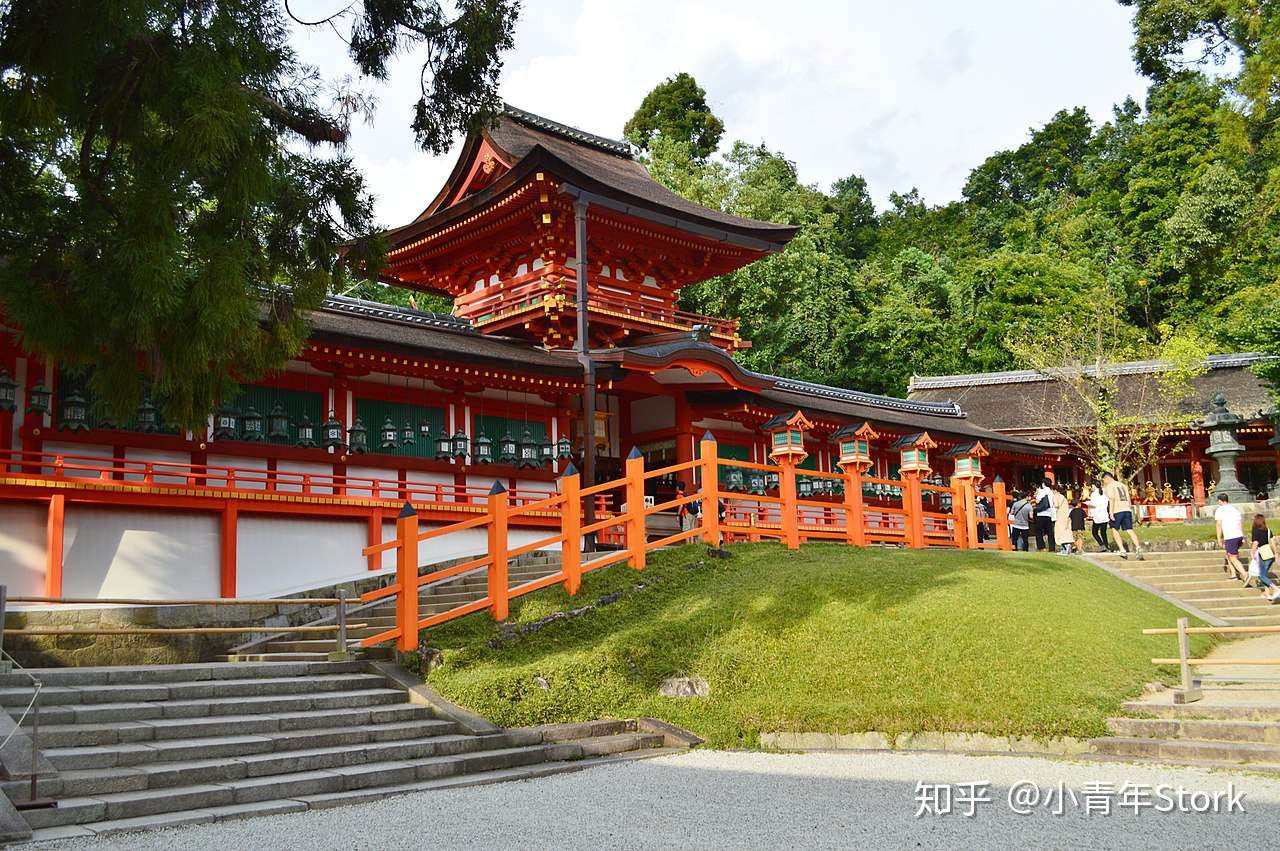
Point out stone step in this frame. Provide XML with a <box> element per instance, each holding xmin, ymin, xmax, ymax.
<box><xmin>1178</xmin><ymin>587</ymin><xmax>1266</xmax><ymax>601</ymax></box>
<box><xmin>1122</xmin><ymin>569</ymin><xmax>1234</xmax><ymax>581</ymax></box>
<box><xmin>34</xmin><ymin>690</ymin><xmax>411</xmax><ymax>747</ymax></box>
<box><xmin>1106</xmin><ymin>716</ymin><xmax>1280</xmax><ymax>743</ymax></box>
<box><xmin>1220</xmin><ymin>613</ymin><xmax>1280</xmax><ymax>624</ymax></box>
<box><xmin>1202</xmin><ymin>604</ymin><xmax>1280</xmax><ymax>618</ymax></box>
<box><xmin>16</xmin><ymin>727</ymin><xmax>507</xmax><ymax>798</ymax></box>
<box><xmin>1121</xmin><ymin>701</ymin><xmax>1280</xmax><ymax>721</ymax></box>
<box><xmin>1091</xmin><ymin>736</ymin><xmax>1280</xmax><ymax>763</ymax></box>
<box><xmin>25</xmin><ymin>743</ymin><xmax>684</xmax><ymax>841</ymax></box>
<box><xmin>20</xmin><ymin>741</ymin><xmax>559</xmax><ymax>829</ymax></box>
<box><xmin>0</xmin><ymin>661</ymin><xmax>364</xmax><ymax>690</ymax></box>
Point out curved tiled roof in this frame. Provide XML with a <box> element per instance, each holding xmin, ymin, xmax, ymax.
<box><xmin>908</xmin><ymin>353</ymin><xmax>1276</xmax><ymax>392</ymax></box>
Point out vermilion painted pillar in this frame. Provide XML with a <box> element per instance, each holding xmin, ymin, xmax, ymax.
<box><xmin>220</xmin><ymin>504</ymin><xmax>238</xmax><ymax>598</ymax></box>
<box><xmin>45</xmin><ymin>493</ymin><xmax>65</xmax><ymax>598</ymax></box>
<box><xmin>367</xmin><ymin>507</ymin><xmax>383</xmax><ymax>571</ymax></box>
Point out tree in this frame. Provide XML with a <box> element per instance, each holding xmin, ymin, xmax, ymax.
<box><xmin>0</xmin><ymin>0</ymin><xmax>517</xmax><ymax>427</ymax></box>
<box><xmin>829</xmin><ymin>173</ymin><xmax>878</xmax><ymax>260</ymax></box>
<box><xmin>624</xmin><ymin>72</ymin><xmax>725</xmax><ymax>161</ymax></box>
<box><xmin>1006</xmin><ymin>291</ymin><xmax>1207</xmax><ymax>483</ymax></box>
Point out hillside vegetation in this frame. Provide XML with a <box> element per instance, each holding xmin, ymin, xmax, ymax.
<box><xmin>422</xmin><ymin>543</ymin><xmax>1210</xmax><ymax>748</ymax></box>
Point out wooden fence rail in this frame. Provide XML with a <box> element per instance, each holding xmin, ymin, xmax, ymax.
<box><xmin>1147</xmin><ymin>617</ymin><xmax>1280</xmax><ymax>704</ymax></box>
<box><xmin>359</xmin><ymin>434</ymin><xmax>1016</xmax><ymax>652</ymax></box>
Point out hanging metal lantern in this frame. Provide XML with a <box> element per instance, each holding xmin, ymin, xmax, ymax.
<box><xmin>474</xmin><ymin>432</ymin><xmax>494</xmax><ymax>463</ymax></box>
<box><xmin>347</xmin><ymin>418</ymin><xmax>368</xmax><ymax>454</ymax></box>
<box><xmin>59</xmin><ymin>391</ymin><xmax>89</xmax><ymax>432</ymax></box>
<box><xmin>241</xmin><ymin>406</ymin><xmax>265</xmax><ymax>442</ymax></box>
<box><xmin>749</xmin><ymin>472</ymin><xmax>765</xmax><ymax>495</ymax></box>
<box><xmin>517</xmin><ymin>429</ymin><xmax>539</xmax><ymax>468</ymax></box>
<box><xmin>766</xmin><ymin>471</ymin><xmax>780</xmax><ymax>491</ymax></box>
<box><xmin>451</xmin><ymin>429</ymin><xmax>469</xmax><ymax>459</ymax></box>
<box><xmin>400</xmin><ymin>421</ymin><xmax>415</xmax><ymax>447</ymax></box>
<box><xmin>136</xmin><ymin>395</ymin><xmax>160</xmax><ymax>433</ymax></box>
<box><xmin>498</xmin><ymin>431</ymin><xmax>518</xmax><ymax>465</ymax></box>
<box><xmin>726</xmin><ymin>467</ymin><xmax>745</xmax><ymax>492</ymax></box>
<box><xmin>212</xmin><ymin>403</ymin><xmax>239</xmax><ymax>441</ymax></box>
<box><xmin>0</xmin><ymin>369</ymin><xmax>16</xmax><ymax>413</ymax></box>
<box><xmin>434</xmin><ymin>429</ymin><xmax>453</xmax><ymax>460</ymax></box>
<box><xmin>418</xmin><ymin>420</ymin><xmax>431</xmax><ymax>442</ymax></box>
<box><xmin>296</xmin><ymin>414</ymin><xmax>317</xmax><ymax>448</ymax></box>
<box><xmin>556</xmin><ymin>434</ymin><xmax>573</xmax><ymax>460</ymax></box>
<box><xmin>27</xmin><ymin>380</ymin><xmax>51</xmax><ymax>415</ymax></box>
<box><xmin>379</xmin><ymin>417</ymin><xmax>399</xmax><ymax>450</ymax></box>
<box><xmin>321</xmin><ymin>412</ymin><xmax>344</xmax><ymax>450</ymax></box>
<box><xmin>540</xmin><ymin>440</ymin><xmax>555</xmax><ymax>466</ymax></box>
<box><xmin>266</xmin><ymin>402</ymin><xmax>290</xmax><ymax>440</ymax></box>
<box><xmin>798</xmin><ymin>477</ymin><xmax>813</xmax><ymax>498</ymax></box>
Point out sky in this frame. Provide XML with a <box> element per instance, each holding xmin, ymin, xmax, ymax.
<box><xmin>289</xmin><ymin>0</ymin><xmax>1152</xmax><ymax>229</ymax></box>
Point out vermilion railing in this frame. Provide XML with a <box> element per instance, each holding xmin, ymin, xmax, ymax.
<box><xmin>361</xmin><ymin>436</ymin><xmax>1014</xmax><ymax>651</ymax></box>
<box><xmin>0</xmin><ymin>448</ymin><xmax>577</xmax><ymax>508</ymax></box>
<box><xmin>453</xmin><ymin>271</ymin><xmax>743</xmax><ymax>344</ymax></box>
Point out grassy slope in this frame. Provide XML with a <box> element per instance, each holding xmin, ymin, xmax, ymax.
<box><xmin>422</xmin><ymin>544</ymin><xmax>1213</xmax><ymax>749</ymax></box>
<box><xmin>1135</xmin><ymin>518</ymin><xmax>1280</xmax><ymax>544</ymax></box>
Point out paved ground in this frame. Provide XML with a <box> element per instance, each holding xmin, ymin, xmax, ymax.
<box><xmin>1136</xmin><ymin>628</ymin><xmax>1280</xmax><ymax>707</ymax></box>
<box><xmin>45</xmin><ymin>749</ymin><xmax>1280</xmax><ymax>849</ymax></box>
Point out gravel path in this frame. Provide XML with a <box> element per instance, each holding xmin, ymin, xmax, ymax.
<box><xmin>48</xmin><ymin>750</ymin><xmax>1280</xmax><ymax>850</ymax></box>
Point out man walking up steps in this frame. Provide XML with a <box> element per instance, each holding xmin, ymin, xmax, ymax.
<box><xmin>1102</xmin><ymin>471</ymin><xmax>1143</xmax><ymax>560</ymax></box>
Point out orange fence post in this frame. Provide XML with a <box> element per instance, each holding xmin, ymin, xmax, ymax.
<box><xmin>950</xmin><ymin>479</ymin><xmax>968</xmax><ymax>549</ymax></box>
<box><xmin>779</xmin><ymin>457</ymin><xmax>799</xmax><ymax>550</ymax></box>
<box><xmin>844</xmin><ymin>466</ymin><xmax>866</xmax><ymax>547</ymax></box>
<box><xmin>487</xmin><ymin>482</ymin><xmax>510</xmax><ymax>620</ymax></box>
<box><xmin>992</xmin><ymin>476</ymin><xmax>1010</xmax><ymax>551</ymax></box>
<box><xmin>367</xmin><ymin>507</ymin><xmax>383</xmax><ymax>571</ymax></box>
<box><xmin>903</xmin><ymin>473</ymin><xmax>925</xmax><ymax>549</ymax></box>
<box><xmin>961</xmin><ymin>479</ymin><xmax>979</xmax><ymax>549</ymax></box>
<box><xmin>624</xmin><ymin>448</ymin><xmax>646</xmax><ymax>570</ymax></box>
<box><xmin>45</xmin><ymin>493</ymin><xmax>65</xmax><ymax>599</ymax></box>
<box><xmin>394</xmin><ymin>503</ymin><xmax>419</xmax><ymax>652</ymax></box>
<box><xmin>560</xmin><ymin>464</ymin><xmax>582</xmax><ymax>595</ymax></box>
<box><xmin>219</xmin><ymin>504</ymin><xmax>238</xmax><ymax>598</ymax></box>
<box><xmin>699</xmin><ymin>433</ymin><xmax>720</xmax><ymax>547</ymax></box>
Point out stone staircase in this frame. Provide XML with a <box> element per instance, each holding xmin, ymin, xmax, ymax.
<box><xmin>0</xmin><ymin>660</ymin><xmax>687</xmax><ymax>841</ymax></box>
<box><xmin>1093</xmin><ymin>550</ymin><xmax>1280</xmax><ymax>627</ymax></box>
<box><xmin>1092</xmin><ymin>699</ymin><xmax>1280</xmax><ymax>770</ymax></box>
<box><xmin>224</xmin><ymin>551</ymin><xmax>585</xmax><ymax>662</ymax></box>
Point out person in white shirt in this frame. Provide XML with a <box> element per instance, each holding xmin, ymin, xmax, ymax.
<box><xmin>1215</xmin><ymin>493</ymin><xmax>1246</xmax><ymax>580</ymax></box>
<box><xmin>1087</xmin><ymin>484</ymin><xmax>1111</xmax><ymax>552</ymax></box>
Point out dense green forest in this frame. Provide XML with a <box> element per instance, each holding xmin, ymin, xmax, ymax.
<box><xmin>619</xmin><ymin>3</ymin><xmax>1280</xmax><ymax>396</ymax></box>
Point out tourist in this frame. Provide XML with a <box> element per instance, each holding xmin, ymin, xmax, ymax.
<box><xmin>1033</xmin><ymin>479</ymin><xmax>1056</xmax><ymax>552</ymax></box>
<box><xmin>1052</xmin><ymin>483</ymin><xmax>1073</xmax><ymax>555</ymax></box>
<box><xmin>1248</xmin><ymin>514</ymin><xmax>1277</xmax><ymax>598</ymax></box>
<box><xmin>1087</xmin><ymin>483</ymin><xmax>1111</xmax><ymax>551</ymax></box>
<box><xmin>676</xmin><ymin>481</ymin><xmax>692</xmax><ymax>531</ymax></box>
<box><xmin>1069</xmin><ymin>498</ymin><xmax>1087</xmax><ymax>554</ymax></box>
<box><xmin>975</xmin><ymin>497</ymin><xmax>991</xmax><ymax>544</ymax></box>
<box><xmin>1215</xmin><ymin>493</ymin><xmax>1246</xmax><ymax>581</ymax></box>
<box><xmin>1008</xmin><ymin>490</ymin><xmax>1033</xmax><ymax>552</ymax></box>
<box><xmin>1102</xmin><ymin>471</ymin><xmax>1143</xmax><ymax>560</ymax></box>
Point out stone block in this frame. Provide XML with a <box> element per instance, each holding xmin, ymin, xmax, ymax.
<box><xmin>101</xmin><ymin>783</ymin><xmax>235</xmax><ymax>820</ymax></box>
<box><xmin>834</xmin><ymin>731</ymin><xmax>893</xmax><ymax>750</ymax></box>
<box><xmin>942</xmin><ymin>732</ymin><xmax>1010</xmax><ymax>753</ymax></box>
<box><xmin>894</xmin><ymin>731</ymin><xmax>946</xmax><ymax>751</ymax></box>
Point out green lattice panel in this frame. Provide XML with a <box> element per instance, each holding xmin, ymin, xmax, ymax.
<box><xmin>353</xmin><ymin>397</ymin><xmax>446</xmax><ymax>458</ymax></box>
<box><xmin>232</xmin><ymin>385</ymin><xmax>325</xmax><ymax>445</ymax></box>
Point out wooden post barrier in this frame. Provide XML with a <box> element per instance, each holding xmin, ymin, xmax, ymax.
<box><xmin>951</xmin><ymin>478</ymin><xmax>968</xmax><ymax>549</ymax></box>
<box><xmin>961</xmin><ymin>479</ymin><xmax>978</xmax><ymax>549</ymax></box>
<box><xmin>560</xmin><ymin>465</ymin><xmax>582</xmax><ymax>595</ymax></box>
<box><xmin>992</xmin><ymin>477</ymin><xmax>1010</xmax><ymax>551</ymax></box>
<box><xmin>844</xmin><ymin>466</ymin><xmax>866</xmax><ymax>547</ymax></box>
<box><xmin>1175</xmin><ymin>616</ymin><xmax>1202</xmax><ymax>704</ymax></box>
<box><xmin>902</xmin><ymin>473</ymin><xmax>925</xmax><ymax>549</ymax></box>
<box><xmin>394</xmin><ymin>503</ymin><xmax>419</xmax><ymax>653</ymax></box>
<box><xmin>487</xmin><ymin>482</ymin><xmax>510</xmax><ymax>620</ymax></box>
<box><xmin>700</xmin><ymin>433</ymin><xmax>720</xmax><ymax>547</ymax></box>
<box><xmin>624</xmin><ymin>448</ymin><xmax>646</xmax><ymax>571</ymax></box>
<box><xmin>779</xmin><ymin>457</ymin><xmax>800</xmax><ymax>550</ymax></box>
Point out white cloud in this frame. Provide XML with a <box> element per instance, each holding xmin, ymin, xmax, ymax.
<box><xmin>294</xmin><ymin>0</ymin><xmax>1149</xmax><ymax>222</ymax></box>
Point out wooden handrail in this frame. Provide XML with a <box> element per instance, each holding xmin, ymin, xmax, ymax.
<box><xmin>4</xmin><ymin>624</ymin><xmax>365</xmax><ymax>636</ymax></box>
<box><xmin>10</xmin><ymin>595</ymin><xmax>344</xmax><ymax>606</ymax></box>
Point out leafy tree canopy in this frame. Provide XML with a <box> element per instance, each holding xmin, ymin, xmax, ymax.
<box><xmin>0</xmin><ymin>0</ymin><xmax>517</xmax><ymax>427</ymax></box>
<box><xmin>624</xmin><ymin>72</ymin><xmax>725</xmax><ymax>161</ymax></box>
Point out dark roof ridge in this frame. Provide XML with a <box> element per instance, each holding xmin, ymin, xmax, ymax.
<box><xmin>908</xmin><ymin>352</ymin><xmax>1278</xmax><ymax>392</ymax></box>
<box><xmin>767</xmin><ymin>376</ymin><xmax>965</xmax><ymax>418</ymax></box>
<box><xmin>502</xmin><ymin>104</ymin><xmax>633</xmax><ymax>158</ymax></box>
<box><xmin>319</xmin><ymin>294</ymin><xmax>473</xmax><ymax>333</ymax></box>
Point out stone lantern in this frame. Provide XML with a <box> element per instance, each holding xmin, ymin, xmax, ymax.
<box><xmin>1197</xmin><ymin>394</ymin><xmax>1249</xmax><ymax>502</ymax></box>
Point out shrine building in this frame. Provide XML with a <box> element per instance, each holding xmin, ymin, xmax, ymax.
<box><xmin>0</xmin><ymin>106</ymin><xmax>1052</xmax><ymax>602</ymax></box>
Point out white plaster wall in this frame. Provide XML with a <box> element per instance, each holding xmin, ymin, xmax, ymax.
<box><xmin>124</xmin><ymin>448</ymin><xmax>191</xmax><ymax>485</ymax></box>
<box><xmin>205</xmin><ymin>454</ymin><xmax>268</xmax><ymax>490</ymax></box>
<box><xmin>61</xmin><ymin>506</ymin><xmax>219</xmax><ymax>599</ymax></box>
<box><xmin>275</xmin><ymin>460</ymin><xmax>334</xmax><ymax>495</ymax></box>
<box><xmin>0</xmin><ymin>502</ymin><xmax>47</xmax><ymax>596</ymax></box>
<box><xmin>631</xmin><ymin>396</ymin><xmax>674</xmax><ymax>433</ymax></box>
<box><xmin>404</xmin><ymin>471</ymin><xmax>456</xmax><ymax>503</ymax></box>
<box><xmin>237</xmin><ymin>515</ymin><xmax>378</xmax><ymax>598</ymax></box>
<box><xmin>43</xmin><ymin>442</ymin><xmax>113</xmax><ymax>477</ymax></box>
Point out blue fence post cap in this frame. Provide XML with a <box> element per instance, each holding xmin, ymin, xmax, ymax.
<box><xmin>397</xmin><ymin>502</ymin><xmax>416</xmax><ymax>518</ymax></box>
<box><xmin>489</xmin><ymin>480</ymin><xmax>507</xmax><ymax>495</ymax></box>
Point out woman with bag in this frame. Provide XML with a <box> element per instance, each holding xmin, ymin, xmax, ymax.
<box><xmin>1247</xmin><ymin>514</ymin><xmax>1278</xmax><ymax>600</ymax></box>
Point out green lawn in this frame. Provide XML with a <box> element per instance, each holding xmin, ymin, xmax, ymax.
<box><xmin>1135</xmin><ymin>518</ymin><xmax>1280</xmax><ymax>544</ymax></box>
<box><xmin>421</xmin><ymin>543</ymin><xmax>1213</xmax><ymax>749</ymax></box>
